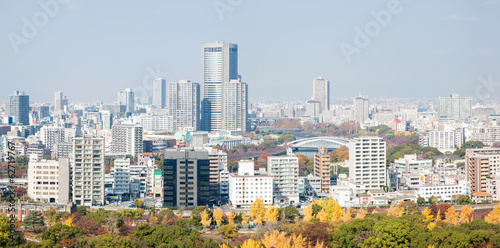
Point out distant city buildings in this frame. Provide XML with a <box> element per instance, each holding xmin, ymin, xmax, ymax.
<box><xmin>312</xmin><ymin>77</ymin><xmax>330</xmax><ymax>113</ymax></box>
<box><xmin>222</xmin><ymin>79</ymin><xmax>248</xmax><ymax>132</ymax></box>
<box><xmin>438</xmin><ymin>94</ymin><xmax>472</xmax><ymax>121</ymax></box>
<box><xmin>353</xmin><ymin>96</ymin><xmax>369</xmax><ymax>124</ymax></box>
<box><xmin>117</xmin><ymin>88</ymin><xmax>135</xmax><ymax>113</ymax></box>
<box><xmin>152</xmin><ymin>78</ymin><xmax>167</xmax><ymax>109</ymax></box>
<box><xmin>9</xmin><ymin>91</ymin><xmax>30</xmax><ymax>125</ymax></box>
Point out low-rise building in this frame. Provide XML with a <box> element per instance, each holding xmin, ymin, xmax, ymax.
<box><xmin>28</xmin><ymin>156</ymin><xmax>70</xmax><ymax>204</ymax></box>
<box><xmin>229</xmin><ymin>160</ymin><xmax>273</xmax><ymax>208</ymax></box>
<box><xmin>417</xmin><ymin>180</ymin><xmax>469</xmax><ymax>202</ymax></box>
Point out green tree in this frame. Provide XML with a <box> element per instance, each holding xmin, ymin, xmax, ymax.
<box><xmin>417</xmin><ymin>196</ymin><xmax>426</xmax><ymax>205</ymax></box>
<box><xmin>333</xmin><ymin>218</ymin><xmax>375</xmax><ymax>248</ymax></box>
<box><xmin>41</xmin><ymin>223</ymin><xmax>85</xmax><ymax>244</ymax></box>
<box><xmin>16</xmin><ymin>155</ymin><xmax>29</xmax><ymax>166</ymax></box>
<box><xmin>360</xmin><ymin>219</ymin><xmax>411</xmax><ymax>248</ymax></box>
<box><xmin>22</xmin><ymin>210</ymin><xmax>45</xmax><ymax>232</ymax></box>
<box><xmin>76</xmin><ymin>206</ymin><xmax>88</xmax><ymax>216</ymax></box>
<box><xmin>134</xmin><ymin>199</ymin><xmax>145</xmax><ymax>208</ymax></box>
<box><xmin>281</xmin><ymin>206</ymin><xmax>300</xmax><ymax>221</ymax></box>
<box><xmin>400</xmin><ymin>201</ymin><xmax>420</xmax><ymax>215</ymax></box>
<box><xmin>95</xmin><ymin>234</ymin><xmax>134</xmax><ymax>248</ymax></box>
<box><xmin>278</xmin><ymin>132</ymin><xmax>296</xmax><ymax>143</ymax></box>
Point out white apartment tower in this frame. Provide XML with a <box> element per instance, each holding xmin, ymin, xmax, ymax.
<box><xmin>348</xmin><ymin>137</ymin><xmax>387</xmax><ymax>189</ymax></box>
<box><xmin>111</xmin><ymin>124</ymin><xmax>143</xmax><ymax>156</ymax></box>
<box><xmin>28</xmin><ymin>156</ymin><xmax>70</xmax><ymax>204</ymax></box>
<box><xmin>201</xmin><ymin>42</ymin><xmax>238</xmax><ymax>131</ymax></box>
<box><xmin>153</xmin><ymin>78</ymin><xmax>167</xmax><ymax>109</ymax></box>
<box><xmin>312</xmin><ymin>77</ymin><xmax>330</xmax><ymax>113</ymax></box>
<box><xmin>267</xmin><ymin>148</ymin><xmax>300</xmax><ymax>204</ymax></box>
<box><xmin>168</xmin><ymin>80</ymin><xmax>200</xmax><ymax>132</ymax></box>
<box><xmin>40</xmin><ymin>126</ymin><xmax>66</xmax><ymax>155</ymax></box>
<box><xmin>72</xmin><ymin>136</ymin><xmax>105</xmax><ymax>206</ymax></box>
<box><xmin>353</xmin><ymin>96</ymin><xmax>369</xmax><ymax>124</ymax></box>
<box><xmin>222</xmin><ymin>79</ymin><xmax>248</xmax><ymax>132</ymax></box>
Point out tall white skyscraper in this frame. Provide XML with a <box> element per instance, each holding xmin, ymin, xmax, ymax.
<box><xmin>312</xmin><ymin>77</ymin><xmax>330</xmax><ymax>113</ymax></box>
<box><xmin>222</xmin><ymin>79</ymin><xmax>248</xmax><ymax>132</ymax></box>
<box><xmin>348</xmin><ymin>137</ymin><xmax>387</xmax><ymax>189</ymax></box>
<box><xmin>353</xmin><ymin>96</ymin><xmax>369</xmax><ymax>124</ymax></box>
<box><xmin>117</xmin><ymin>88</ymin><xmax>135</xmax><ymax>113</ymax></box>
<box><xmin>153</xmin><ymin>78</ymin><xmax>167</xmax><ymax>109</ymax></box>
<box><xmin>201</xmin><ymin>42</ymin><xmax>238</xmax><ymax>131</ymax></box>
<box><xmin>54</xmin><ymin>91</ymin><xmax>68</xmax><ymax>114</ymax></box>
<box><xmin>168</xmin><ymin>80</ymin><xmax>200</xmax><ymax>132</ymax></box>
<box><xmin>438</xmin><ymin>94</ymin><xmax>472</xmax><ymax>121</ymax></box>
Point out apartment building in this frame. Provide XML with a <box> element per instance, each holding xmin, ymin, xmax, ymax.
<box><xmin>72</xmin><ymin>136</ymin><xmax>105</xmax><ymax>206</ymax></box>
<box><xmin>267</xmin><ymin>148</ymin><xmax>300</xmax><ymax>204</ymax></box>
<box><xmin>417</xmin><ymin>180</ymin><xmax>469</xmax><ymax>201</ymax></box>
<box><xmin>348</xmin><ymin>137</ymin><xmax>387</xmax><ymax>189</ymax></box>
<box><xmin>314</xmin><ymin>147</ymin><xmax>331</xmax><ymax>192</ymax></box>
<box><xmin>208</xmin><ymin>149</ymin><xmax>228</xmax><ymax>200</ymax></box>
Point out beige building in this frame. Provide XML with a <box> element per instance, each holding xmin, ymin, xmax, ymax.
<box><xmin>314</xmin><ymin>147</ymin><xmax>331</xmax><ymax>192</ymax></box>
<box><xmin>28</xmin><ymin>156</ymin><xmax>70</xmax><ymax>204</ymax></box>
<box><xmin>466</xmin><ymin>155</ymin><xmax>489</xmax><ymax>193</ymax></box>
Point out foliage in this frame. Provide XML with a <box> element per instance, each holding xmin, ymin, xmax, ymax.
<box><xmin>250</xmin><ymin>198</ymin><xmax>265</xmax><ymax>225</ymax></box>
<box><xmin>265</xmin><ymin>204</ymin><xmax>279</xmax><ymax>222</ymax></box>
<box><xmin>400</xmin><ymin>201</ymin><xmax>420</xmax><ymax>215</ymax></box>
<box><xmin>453</xmin><ymin>141</ymin><xmax>485</xmax><ymax>158</ymax></box>
<box><xmin>213</xmin><ymin>209</ymin><xmax>224</xmax><ymax>226</ymax></box>
<box><xmin>41</xmin><ymin>223</ymin><xmax>85</xmax><ymax>244</ymax></box>
<box><xmin>73</xmin><ymin>216</ymin><xmax>106</xmax><ymax>236</ymax></box>
<box><xmin>278</xmin><ymin>132</ymin><xmax>296</xmax><ymax>143</ymax></box>
<box><xmin>76</xmin><ymin>206</ymin><xmax>88</xmax><ymax>216</ymax></box>
<box><xmin>416</xmin><ymin>196</ymin><xmax>426</xmax><ymax>205</ymax></box>
<box><xmin>218</xmin><ymin>224</ymin><xmax>238</xmax><ymax>240</ymax></box>
<box><xmin>0</xmin><ymin>213</ymin><xmax>24</xmax><ymax>247</ymax></box>
<box><xmin>360</xmin><ymin>218</ymin><xmax>411</xmax><ymax>248</ymax></box>
<box><xmin>95</xmin><ymin>234</ymin><xmax>134</xmax><ymax>248</ymax></box>
<box><xmin>294</xmin><ymin>222</ymin><xmax>332</xmax><ymax>247</ymax></box>
<box><xmin>200</xmin><ymin>209</ymin><xmax>212</xmax><ymax>227</ymax></box>
<box><xmin>386</xmin><ymin>144</ymin><xmax>442</xmax><ymax>163</ymax></box>
<box><xmin>387</xmin><ymin>203</ymin><xmax>405</xmax><ymax>218</ymax></box>
<box><xmin>227</xmin><ymin>211</ymin><xmax>236</xmax><ymax>226</ymax></box>
<box><xmin>485</xmin><ymin>202</ymin><xmax>500</xmax><ymax>224</ymax></box>
<box><xmin>22</xmin><ymin>210</ymin><xmax>44</xmax><ymax>231</ymax></box>
<box><xmin>281</xmin><ymin>206</ymin><xmax>300</xmax><ymax>222</ymax></box>
<box><xmin>330</xmin><ymin>145</ymin><xmax>348</xmax><ymax>163</ymax></box>
<box><xmin>333</xmin><ymin>218</ymin><xmax>375</xmax><ymax>248</ymax></box>
<box><xmin>134</xmin><ymin>199</ymin><xmax>145</xmax><ymax>208</ymax></box>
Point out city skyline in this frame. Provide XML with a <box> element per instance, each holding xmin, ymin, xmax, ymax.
<box><xmin>1</xmin><ymin>1</ymin><xmax>499</xmax><ymax>103</ymax></box>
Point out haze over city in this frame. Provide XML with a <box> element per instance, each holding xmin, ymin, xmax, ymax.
<box><xmin>2</xmin><ymin>0</ymin><xmax>499</xmax><ymax>103</ymax></box>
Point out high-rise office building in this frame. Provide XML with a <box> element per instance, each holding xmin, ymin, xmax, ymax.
<box><xmin>348</xmin><ymin>137</ymin><xmax>387</xmax><ymax>189</ymax></box>
<box><xmin>438</xmin><ymin>94</ymin><xmax>472</xmax><ymax>121</ymax></box>
<box><xmin>162</xmin><ymin>149</ymin><xmax>210</xmax><ymax>208</ymax></box>
<box><xmin>201</xmin><ymin>42</ymin><xmax>238</xmax><ymax>131</ymax></box>
<box><xmin>111</xmin><ymin>124</ymin><xmax>143</xmax><ymax>156</ymax></box>
<box><xmin>72</xmin><ymin>136</ymin><xmax>105</xmax><ymax>206</ymax></box>
<box><xmin>312</xmin><ymin>77</ymin><xmax>330</xmax><ymax>113</ymax></box>
<box><xmin>117</xmin><ymin>88</ymin><xmax>135</xmax><ymax>113</ymax></box>
<box><xmin>9</xmin><ymin>91</ymin><xmax>30</xmax><ymax>125</ymax></box>
<box><xmin>314</xmin><ymin>147</ymin><xmax>331</xmax><ymax>192</ymax></box>
<box><xmin>353</xmin><ymin>96</ymin><xmax>369</xmax><ymax>124</ymax></box>
<box><xmin>168</xmin><ymin>80</ymin><xmax>200</xmax><ymax>132</ymax></box>
<box><xmin>54</xmin><ymin>91</ymin><xmax>68</xmax><ymax>114</ymax></box>
<box><xmin>222</xmin><ymin>79</ymin><xmax>248</xmax><ymax>132</ymax></box>
<box><xmin>153</xmin><ymin>78</ymin><xmax>167</xmax><ymax>109</ymax></box>
<box><xmin>267</xmin><ymin>148</ymin><xmax>300</xmax><ymax>204</ymax></box>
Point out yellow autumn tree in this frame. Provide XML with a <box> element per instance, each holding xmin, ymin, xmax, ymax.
<box><xmin>240</xmin><ymin>239</ymin><xmax>262</xmax><ymax>248</ymax></box>
<box><xmin>63</xmin><ymin>215</ymin><xmax>74</xmax><ymax>227</ymax></box>
<box><xmin>444</xmin><ymin>207</ymin><xmax>459</xmax><ymax>226</ymax></box>
<box><xmin>292</xmin><ymin>234</ymin><xmax>306</xmax><ymax>248</ymax></box>
<box><xmin>317</xmin><ymin>209</ymin><xmax>328</xmax><ymax>222</ymax></box>
<box><xmin>228</xmin><ymin>211</ymin><xmax>236</xmax><ymax>226</ymax></box>
<box><xmin>250</xmin><ymin>198</ymin><xmax>265</xmax><ymax>225</ymax></box>
<box><xmin>303</xmin><ymin>204</ymin><xmax>314</xmax><ymax>221</ymax></box>
<box><xmin>265</xmin><ymin>204</ymin><xmax>279</xmax><ymax>222</ymax></box>
<box><xmin>200</xmin><ymin>209</ymin><xmax>212</xmax><ymax>226</ymax></box>
<box><xmin>149</xmin><ymin>216</ymin><xmax>158</xmax><ymax>225</ymax></box>
<box><xmin>242</xmin><ymin>214</ymin><xmax>250</xmax><ymax>225</ymax></box>
<box><xmin>422</xmin><ymin>207</ymin><xmax>434</xmax><ymax>222</ymax></box>
<box><xmin>214</xmin><ymin>209</ymin><xmax>224</xmax><ymax>226</ymax></box>
<box><xmin>485</xmin><ymin>202</ymin><xmax>500</xmax><ymax>224</ymax></box>
<box><xmin>342</xmin><ymin>208</ymin><xmax>354</xmax><ymax>223</ymax></box>
<box><xmin>427</xmin><ymin>222</ymin><xmax>437</xmax><ymax>231</ymax></box>
<box><xmin>219</xmin><ymin>243</ymin><xmax>231</xmax><ymax>248</ymax></box>
<box><xmin>387</xmin><ymin>203</ymin><xmax>404</xmax><ymax>218</ymax></box>
<box><xmin>355</xmin><ymin>209</ymin><xmax>367</xmax><ymax>219</ymax></box>
<box><xmin>459</xmin><ymin>205</ymin><xmax>474</xmax><ymax>223</ymax></box>
<box><xmin>435</xmin><ymin>210</ymin><xmax>441</xmax><ymax>221</ymax></box>
<box><xmin>261</xmin><ymin>230</ymin><xmax>290</xmax><ymax>248</ymax></box>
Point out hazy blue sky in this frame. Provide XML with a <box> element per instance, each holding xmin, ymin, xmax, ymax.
<box><xmin>1</xmin><ymin>0</ymin><xmax>499</xmax><ymax>103</ymax></box>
